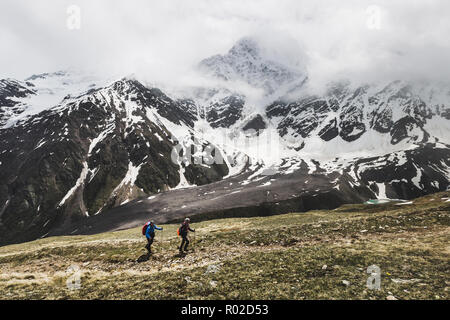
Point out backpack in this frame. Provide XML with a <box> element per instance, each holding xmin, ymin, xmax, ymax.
<box><xmin>177</xmin><ymin>224</ymin><xmax>185</xmax><ymax>237</ymax></box>
<box><xmin>142</xmin><ymin>221</ymin><xmax>150</xmax><ymax>236</ymax></box>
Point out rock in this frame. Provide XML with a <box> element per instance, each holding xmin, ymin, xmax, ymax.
<box><xmin>322</xmin><ymin>264</ymin><xmax>327</xmax><ymax>270</ymax></box>
<box><xmin>242</xmin><ymin>114</ymin><xmax>267</xmax><ymax>133</ymax></box>
<box><xmin>342</xmin><ymin>280</ymin><xmax>350</xmax><ymax>286</ymax></box>
<box><xmin>391</xmin><ymin>278</ymin><xmax>421</xmax><ymax>284</ymax></box>
<box><xmin>205</xmin><ymin>264</ymin><xmax>220</xmax><ymax>274</ymax></box>
<box><xmin>210</xmin><ymin>280</ymin><xmax>217</xmax><ymax>288</ymax></box>
<box><xmin>386</xmin><ymin>295</ymin><xmax>398</xmax><ymax>300</ymax></box>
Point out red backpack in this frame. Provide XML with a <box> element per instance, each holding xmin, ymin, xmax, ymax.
<box><xmin>142</xmin><ymin>221</ymin><xmax>150</xmax><ymax>236</ymax></box>
<box><xmin>177</xmin><ymin>223</ymin><xmax>187</xmax><ymax>236</ymax></box>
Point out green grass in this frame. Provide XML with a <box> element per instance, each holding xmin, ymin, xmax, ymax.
<box><xmin>0</xmin><ymin>191</ymin><xmax>449</xmax><ymax>300</ymax></box>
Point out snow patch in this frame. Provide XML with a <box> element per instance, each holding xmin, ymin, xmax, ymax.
<box><xmin>59</xmin><ymin>161</ymin><xmax>89</xmax><ymax>206</ymax></box>
<box><xmin>113</xmin><ymin>162</ymin><xmax>143</xmax><ymax>194</ymax></box>
<box><xmin>376</xmin><ymin>183</ymin><xmax>388</xmax><ymax>199</ymax></box>
<box><xmin>395</xmin><ymin>201</ymin><xmax>413</xmax><ymax>206</ymax></box>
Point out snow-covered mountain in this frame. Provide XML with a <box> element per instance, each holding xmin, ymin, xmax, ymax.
<box><xmin>267</xmin><ymin>80</ymin><xmax>450</xmax><ymax>155</ymax></box>
<box><xmin>0</xmin><ymin>79</ymin><xmax>35</xmax><ymax>127</ymax></box>
<box><xmin>1</xmin><ymin>38</ymin><xmax>449</xmax><ymax>245</ymax></box>
<box><xmin>198</xmin><ymin>37</ymin><xmax>307</xmax><ymax>97</ymax></box>
<box><xmin>1</xmin><ymin>71</ymin><xmax>111</xmax><ymax>129</ymax></box>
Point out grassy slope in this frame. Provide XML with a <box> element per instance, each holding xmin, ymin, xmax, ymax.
<box><xmin>0</xmin><ymin>192</ymin><xmax>449</xmax><ymax>300</ymax></box>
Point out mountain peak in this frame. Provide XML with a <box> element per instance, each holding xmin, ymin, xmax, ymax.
<box><xmin>25</xmin><ymin>70</ymin><xmax>68</xmax><ymax>82</ymax></box>
<box><xmin>228</xmin><ymin>37</ymin><xmax>261</xmax><ymax>59</ymax></box>
<box><xmin>198</xmin><ymin>37</ymin><xmax>307</xmax><ymax>96</ymax></box>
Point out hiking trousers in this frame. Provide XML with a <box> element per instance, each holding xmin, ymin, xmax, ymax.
<box><xmin>145</xmin><ymin>233</ymin><xmax>155</xmax><ymax>253</ymax></box>
<box><xmin>180</xmin><ymin>234</ymin><xmax>189</xmax><ymax>251</ymax></box>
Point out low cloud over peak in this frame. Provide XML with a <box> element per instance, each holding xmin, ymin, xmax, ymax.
<box><xmin>1</xmin><ymin>0</ymin><xmax>449</xmax><ymax>90</ymax></box>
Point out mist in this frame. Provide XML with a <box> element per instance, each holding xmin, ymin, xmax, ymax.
<box><xmin>1</xmin><ymin>0</ymin><xmax>450</xmax><ymax>90</ymax></box>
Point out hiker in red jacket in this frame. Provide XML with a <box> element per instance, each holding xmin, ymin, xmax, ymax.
<box><xmin>178</xmin><ymin>218</ymin><xmax>195</xmax><ymax>253</ymax></box>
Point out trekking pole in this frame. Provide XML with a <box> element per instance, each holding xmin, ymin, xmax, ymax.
<box><xmin>193</xmin><ymin>230</ymin><xmax>196</xmax><ymax>251</ymax></box>
<box><xmin>163</xmin><ymin>225</ymin><xmax>168</xmax><ymax>251</ymax></box>
<box><xmin>160</xmin><ymin>227</ymin><xmax>163</xmax><ymax>252</ymax></box>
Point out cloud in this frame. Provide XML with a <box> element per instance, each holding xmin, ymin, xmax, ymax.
<box><xmin>1</xmin><ymin>0</ymin><xmax>450</xmax><ymax>88</ymax></box>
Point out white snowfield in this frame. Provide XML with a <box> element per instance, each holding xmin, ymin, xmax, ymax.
<box><xmin>2</xmin><ymin>70</ymin><xmax>115</xmax><ymax>129</ymax></box>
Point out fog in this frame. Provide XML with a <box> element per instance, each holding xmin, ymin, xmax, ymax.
<box><xmin>1</xmin><ymin>0</ymin><xmax>450</xmax><ymax>89</ymax></box>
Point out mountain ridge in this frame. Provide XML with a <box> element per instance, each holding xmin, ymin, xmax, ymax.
<box><xmin>1</xmin><ymin>37</ymin><xmax>449</xmax><ymax>245</ymax></box>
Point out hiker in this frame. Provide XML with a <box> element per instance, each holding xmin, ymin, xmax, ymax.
<box><xmin>143</xmin><ymin>220</ymin><xmax>163</xmax><ymax>254</ymax></box>
<box><xmin>178</xmin><ymin>218</ymin><xmax>195</xmax><ymax>253</ymax></box>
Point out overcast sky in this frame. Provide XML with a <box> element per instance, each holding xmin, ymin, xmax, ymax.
<box><xmin>1</xmin><ymin>0</ymin><xmax>450</xmax><ymax>86</ymax></box>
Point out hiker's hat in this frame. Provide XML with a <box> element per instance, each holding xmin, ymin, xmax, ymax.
<box><xmin>185</xmin><ymin>218</ymin><xmax>190</xmax><ymax>222</ymax></box>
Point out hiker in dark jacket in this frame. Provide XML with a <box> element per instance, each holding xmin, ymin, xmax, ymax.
<box><xmin>179</xmin><ymin>218</ymin><xmax>195</xmax><ymax>253</ymax></box>
<box><xmin>145</xmin><ymin>220</ymin><xmax>163</xmax><ymax>254</ymax></box>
